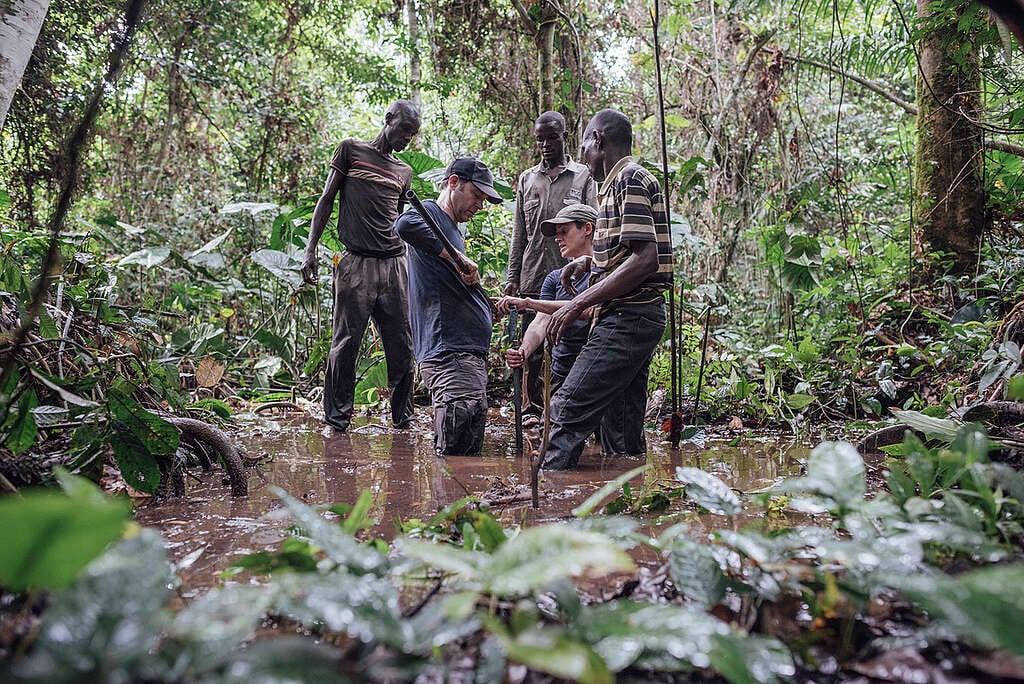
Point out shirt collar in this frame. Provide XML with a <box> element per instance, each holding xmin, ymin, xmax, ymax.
<box><xmin>597</xmin><ymin>155</ymin><xmax>635</xmax><ymax>200</ymax></box>
<box><xmin>530</xmin><ymin>156</ymin><xmax>587</xmax><ymax>177</ymax></box>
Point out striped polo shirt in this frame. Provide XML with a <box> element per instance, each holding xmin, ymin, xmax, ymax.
<box><xmin>329</xmin><ymin>139</ymin><xmax>413</xmax><ymax>258</ymax></box>
<box><xmin>592</xmin><ymin>156</ymin><xmax>673</xmax><ymax>308</ymax></box>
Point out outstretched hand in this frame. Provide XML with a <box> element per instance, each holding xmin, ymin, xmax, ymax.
<box><xmin>560</xmin><ymin>255</ymin><xmax>592</xmax><ymax>296</ymax></box>
<box><xmin>494</xmin><ymin>295</ymin><xmax>527</xmax><ymax>317</ymax></box>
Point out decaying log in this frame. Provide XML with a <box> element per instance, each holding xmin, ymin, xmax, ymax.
<box><xmin>856</xmin><ymin>425</ymin><xmax>916</xmax><ymax>454</ymax></box>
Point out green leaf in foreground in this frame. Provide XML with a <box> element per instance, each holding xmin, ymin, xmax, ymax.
<box><xmin>484</xmin><ymin>618</ymin><xmax>613</xmax><ymax>684</ymax></box>
<box><xmin>0</xmin><ymin>470</ymin><xmax>130</xmax><ymax>590</ymax></box>
<box><xmin>675</xmin><ymin>467</ymin><xmax>742</xmax><ymax>515</ymax></box>
<box><xmin>572</xmin><ymin>464</ymin><xmax>650</xmax><ymax>517</ymax></box>
<box><xmin>881</xmin><ymin>564</ymin><xmax>1024</xmax><ymax>656</ymax></box>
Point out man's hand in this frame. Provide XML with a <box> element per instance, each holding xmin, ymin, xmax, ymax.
<box><xmin>300</xmin><ymin>251</ymin><xmax>318</xmax><ymax>285</ymax></box>
<box><xmin>504</xmin><ymin>281</ymin><xmax>519</xmax><ymax>296</ymax></box>
<box><xmin>505</xmin><ymin>346</ymin><xmax>527</xmax><ymax>368</ymax></box>
<box><xmin>494</xmin><ymin>295</ymin><xmax>527</xmax><ymax>317</ymax></box>
<box><xmin>455</xmin><ymin>254</ymin><xmax>481</xmax><ymax>286</ymax></box>
<box><xmin>546</xmin><ymin>300</ymin><xmax>584</xmax><ymax>346</ymax></box>
<box><xmin>560</xmin><ymin>255</ymin><xmax>592</xmax><ymax>296</ymax></box>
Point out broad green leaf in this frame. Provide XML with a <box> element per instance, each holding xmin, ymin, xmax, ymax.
<box><xmin>484</xmin><ymin>618</ymin><xmax>613</xmax><ymax>684</ymax></box>
<box><xmin>397</xmin><ymin>538</ymin><xmax>486</xmax><ymax>581</ymax></box>
<box><xmin>186</xmin><ymin>227</ymin><xmax>233</xmax><ymax>257</ymax></box>
<box><xmin>572</xmin><ymin>600</ymin><xmax>731</xmax><ymax>672</ymax></box>
<box><xmin>20</xmin><ymin>530</ymin><xmax>173</xmax><ymax>675</ymax></box>
<box><xmin>274</xmin><ymin>487</ymin><xmax>388</xmax><ymax>575</ymax></box>
<box><xmin>211</xmin><ymin>637</ymin><xmax>351</xmax><ymax>683</ymax></box>
<box><xmin>770</xmin><ymin>441</ymin><xmax>865</xmax><ymax>513</ymax></box>
<box><xmin>5</xmin><ymin>390</ymin><xmax>38</xmax><ymax>454</ymax></box>
<box><xmin>784</xmin><ymin>392</ymin><xmax>816</xmax><ymax>410</ymax></box>
<box><xmin>271</xmin><ymin>571</ymin><xmax>408</xmax><ymax>650</ymax></box>
<box><xmin>340</xmin><ymin>489</ymin><xmax>375</xmax><ymax>535</ymax></box>
<box><xmin>892</xmin><ymin>409</ymin><xmax>961</xmax><ymax>441</ymax></box>
<box><xmin>668</xmin><ymin>538</ymin><xmax>727</xmax><ymax>608</ymax></box>
<box><xmin>108</xmin><ymin>423</ymin><xmax>162</xmax><ymax>494</ymax></box>
<box><xmin>107</xmin><ymin>388</ymin><xmax>179</xmax><ymax>455</ymax></box>
<box><xmin>710</xmin><ymin>633</ymin><xmax>795</xmax><ymax>684</ymax></box>
<box><xmin>674</xmin><ymin>467</ymin><xmax>741</xmax><ymax>515</ymax></box>
<box><xmin>882</xmin><ymin>565</ymin><xmax>1024</xmax><ymax>655</ymax></box>
<box><xmin>481</xmin><ymin>525</ymin><xmax>635</xmax><ymax>596</ymax></box>
<box><xmin>0</xmin><ymin>471</ymin><xmax>129</xmax><ymax>590</ymax></box>
<box><xmin>251</xmin><ymin>249</ymin><xmax>304</xmax><ymax>289</ymax></box>
<box><xmin>118</xmin><ymin>246</ymin><xmax>171</xmax><ymax>268</ymax></box>
<box><xmin>220</xmin><ymin>201</ymin><xmax>280</xmax><ymax>215</ymax></box>
<box><xmin>573</xmin><ymin>465</ymin><xmax>650</xmax><ymax>517</ymax></box>
<box><xmin>168</xmin><ymin>584</ymin><xmax>273</xmax><ymax>673</ymax></box>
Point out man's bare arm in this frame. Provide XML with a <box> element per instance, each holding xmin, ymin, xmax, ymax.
<box><xmin>301</xmin><ymin>169</ymin><xmax>343</xmax><ymax>284</ymax></box>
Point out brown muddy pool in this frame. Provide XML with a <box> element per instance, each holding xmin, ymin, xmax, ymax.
<box><xmin>134</xmin><ymin>407</ymin><xmax>812</xmax><ymax>595</ymax></box>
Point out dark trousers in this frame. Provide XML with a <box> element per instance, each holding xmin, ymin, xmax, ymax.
<box><xmin>419</xmin><ymin>351</ymin><xmax>488</xmax><ymax>455</ymax></box>
<box><xmin>542</xmin><ymin>300</ymin><xmax>666</xmax><ymax>470</ymax></box>
<box><xmin>324</xmin><ymin>253</ymin><xmax>415</xmax><ymax>432</ymax></box>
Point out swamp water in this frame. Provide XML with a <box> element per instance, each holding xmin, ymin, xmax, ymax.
<box><xmin>134</xmin><ymin>408</ymin><xmax>811</xmax><ymax>595</ymax></box>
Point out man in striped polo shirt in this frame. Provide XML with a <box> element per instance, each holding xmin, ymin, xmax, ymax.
<box><xmin>300</xmin><ymin>100</ymin><xmax>421</xmax><ymax>434</ymax></box>
<box><xmin>542</xmin><ymin>108</ymin><xmax>673</xmax><ymax>469</ymax></box>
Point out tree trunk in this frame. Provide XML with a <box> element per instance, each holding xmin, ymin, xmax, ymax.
<box><xmin>406</xmin><ymin>0</ymin><xmax>422</xmax><ymax>111</ymax></box>
<box><xmin>0</xmin><ymin>0</ymin><xmax>52</xmax><ymax>131</ymax></box>
<box><xmin>536</xmin><ymin>14</ymin><xmax>556</xmax><ymax>114</ymax></box>
<box><xmin>913</xmin><ymin>0</ymin><xmax>986</xmax><ymax>274</ymax></box>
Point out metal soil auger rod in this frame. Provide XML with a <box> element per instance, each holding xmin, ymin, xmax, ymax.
<box><xmin>652</xmin><ymin>0</ymin><xmax>683</xmax><ymax>447</ymax></box>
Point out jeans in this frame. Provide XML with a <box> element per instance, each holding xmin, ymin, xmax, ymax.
<box><xmin>543</xmin><ymin>300</ymin><xmax>666</xmax><ymax>470</ymax></box>
<box><xmin>419</xmin><ymin>351</ymin><xmax>487</xmax><ymax>455</ymax></box>
<box><xmin>324</xmin><ymin>253</ymin><xmax>415</xmax><ymax>432</ymax></box>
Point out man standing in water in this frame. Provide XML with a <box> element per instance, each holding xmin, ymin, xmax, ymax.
<box><xmin>395</xmin><ymin>157</ymin><xmax>502</xmax><ymax>455</ymax></box>
<box><xmin>300</xmin><ymin>100</ymin><xmax>421</xmax><ymax>434</ymax></box>
<box><xmin>542</xmin><ymin>108</ymin><xmax>673</xmax><ymax>470</ymax></box>
<box><xmin>505</xmin><ymin>111</ymin><xmax>596</xmax><ymax>419</ymax></box>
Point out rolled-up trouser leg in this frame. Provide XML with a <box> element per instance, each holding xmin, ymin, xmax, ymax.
<box><xmin>371</xmin><ymin>256</ymin><xmax>415</xmax><ymax>428</ymax></box>
<box><xmin>543</xmin><ymin>301</ymin><xmax>666</xmax><ymax>469</ymax></box>
<box><xmin>419</xmin><ymin>351</ymin><xmax>487</xmax><ymax>455</ymax></box>
<box><xmin>324</xmin><ymin>255</ymin><xmax>373</xmax><ymax>432</ymax></box>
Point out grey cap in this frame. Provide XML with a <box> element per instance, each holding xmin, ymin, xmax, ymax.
<box><xmin>445</xmin><ymin>156</ymin><xmax>503</xmax><ymax>204</ymax></box>
<box><xmin>540</xmin><ymin>203</ymin><xmax>598</xmax><ymax>236</ymax></box>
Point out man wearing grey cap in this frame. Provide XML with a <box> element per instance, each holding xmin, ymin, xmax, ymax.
<box><xmin>395</xmin><ymin>156</ymin><xmax>503</xmax><ymax>455</ymax></box>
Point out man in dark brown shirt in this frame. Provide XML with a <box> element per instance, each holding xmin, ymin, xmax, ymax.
<box><xmin>300</xmin><ymin>100</ymin><xmax>421</xmax><ymax>433</ymax></box>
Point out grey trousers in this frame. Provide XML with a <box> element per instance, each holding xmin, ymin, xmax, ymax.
<box><xmin>323</xmin><ymin>253</ymin><xmax>415</xmax><ymax>432</ymax></box>
<box><xmin>419</xmin><ymin>351</ymin><xmax>487</xmax><ymax>455</ymax></box>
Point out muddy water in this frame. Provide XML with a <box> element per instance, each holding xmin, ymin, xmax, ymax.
<box><xmin>134</xmin><ymin>408</ymin><xmax>810</xmax><ymax>595</ymax></box>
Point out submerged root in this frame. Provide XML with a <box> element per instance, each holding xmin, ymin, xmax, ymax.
<box><xmin>160</xmin><ymin>414</ymin><xmax>248</xmax><ymax>496</ymax></box>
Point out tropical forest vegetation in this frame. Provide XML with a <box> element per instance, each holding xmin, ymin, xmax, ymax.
<box><xmin>1</xmin><ymin>0</ymin><xmax>1024</xmax><ymax>681</ymax></box>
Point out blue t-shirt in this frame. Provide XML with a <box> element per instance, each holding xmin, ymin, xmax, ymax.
<box><xmin>540</xmin><ymin>267</ymin><xmax>591</xmax><ymax>378</ymax></box>
<box><xmin>394</xmin><ymin>200</ymin><xmax>493</xmax><ymax>363</ymax></box>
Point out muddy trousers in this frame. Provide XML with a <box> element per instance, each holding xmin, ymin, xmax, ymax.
<box><xmin>323</xmin><ymin>253</ymin><xmax>415</xmax><ymax>432</ymax></box>
<box><xmin>419</xmin><ymin>351</ymin><xmax>487</xmax><ymax>455</ymax></box>
<box><xmin>542</xmin><ymin>301</ymin><xmax>666</xmax><ymax>470</ymax></box>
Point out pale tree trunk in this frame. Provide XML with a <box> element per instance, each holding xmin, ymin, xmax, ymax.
<box><xmin>406</xmin><ymin>0</ymin><xmax>422</xmax><ymax>111</ymax></box>
<box><xmin>913</xmin><ymin>0</ymin><xmax>986</xmax><ymax>274</ymax></box>
<box><xmin>0</xmin><ymin>0</ymin><xmax>52</xmax><ymax>131</ymax></box>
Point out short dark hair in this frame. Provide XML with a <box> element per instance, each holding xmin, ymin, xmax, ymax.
<box><xmin>592</xmin><ymin>108</ymin><xmax>631</xmax><ymax>148</ymax></box>
<box><xmin>388</xmin><ymin>99</ymin><xmax>420</xmax><ymax>122</ymax></box>
<box><xmin>535</xmin><ymin>110</ymin><xmax>566</xmax><ymax>133</ymax></box>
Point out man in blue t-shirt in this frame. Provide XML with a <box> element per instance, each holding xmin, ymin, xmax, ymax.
<box><xmin>394</xmin><ymin>157</ymin><xmax>502</xmax><ymax>455</ymax></box>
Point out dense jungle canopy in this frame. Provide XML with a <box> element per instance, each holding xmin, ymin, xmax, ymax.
<box><xmin>2</xmin><ymin>0</ymin><xmax>1024</xmax><ymax>682</ymax></box>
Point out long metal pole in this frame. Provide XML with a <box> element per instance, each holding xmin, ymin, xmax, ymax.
<box><xmin>652</xmin><ymin>0</ymin><xmax>682</xmax><ymax>448</ymax></box>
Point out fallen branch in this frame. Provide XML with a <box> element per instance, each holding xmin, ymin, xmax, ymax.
<box><xmin>161</xmin><ymin>414</ymin><xmax>247</xmax><ymax>496</ymax></box>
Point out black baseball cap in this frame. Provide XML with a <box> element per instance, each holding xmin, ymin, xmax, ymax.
<box><xmin>540</xmin><ymin>203</ymin><xmax>598</xmax><ymax>236</ymax></box>
<box><xmin>445</xmin><ymin>157</ymin><xmax>503</xmax><ymax>204</ymax></box>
